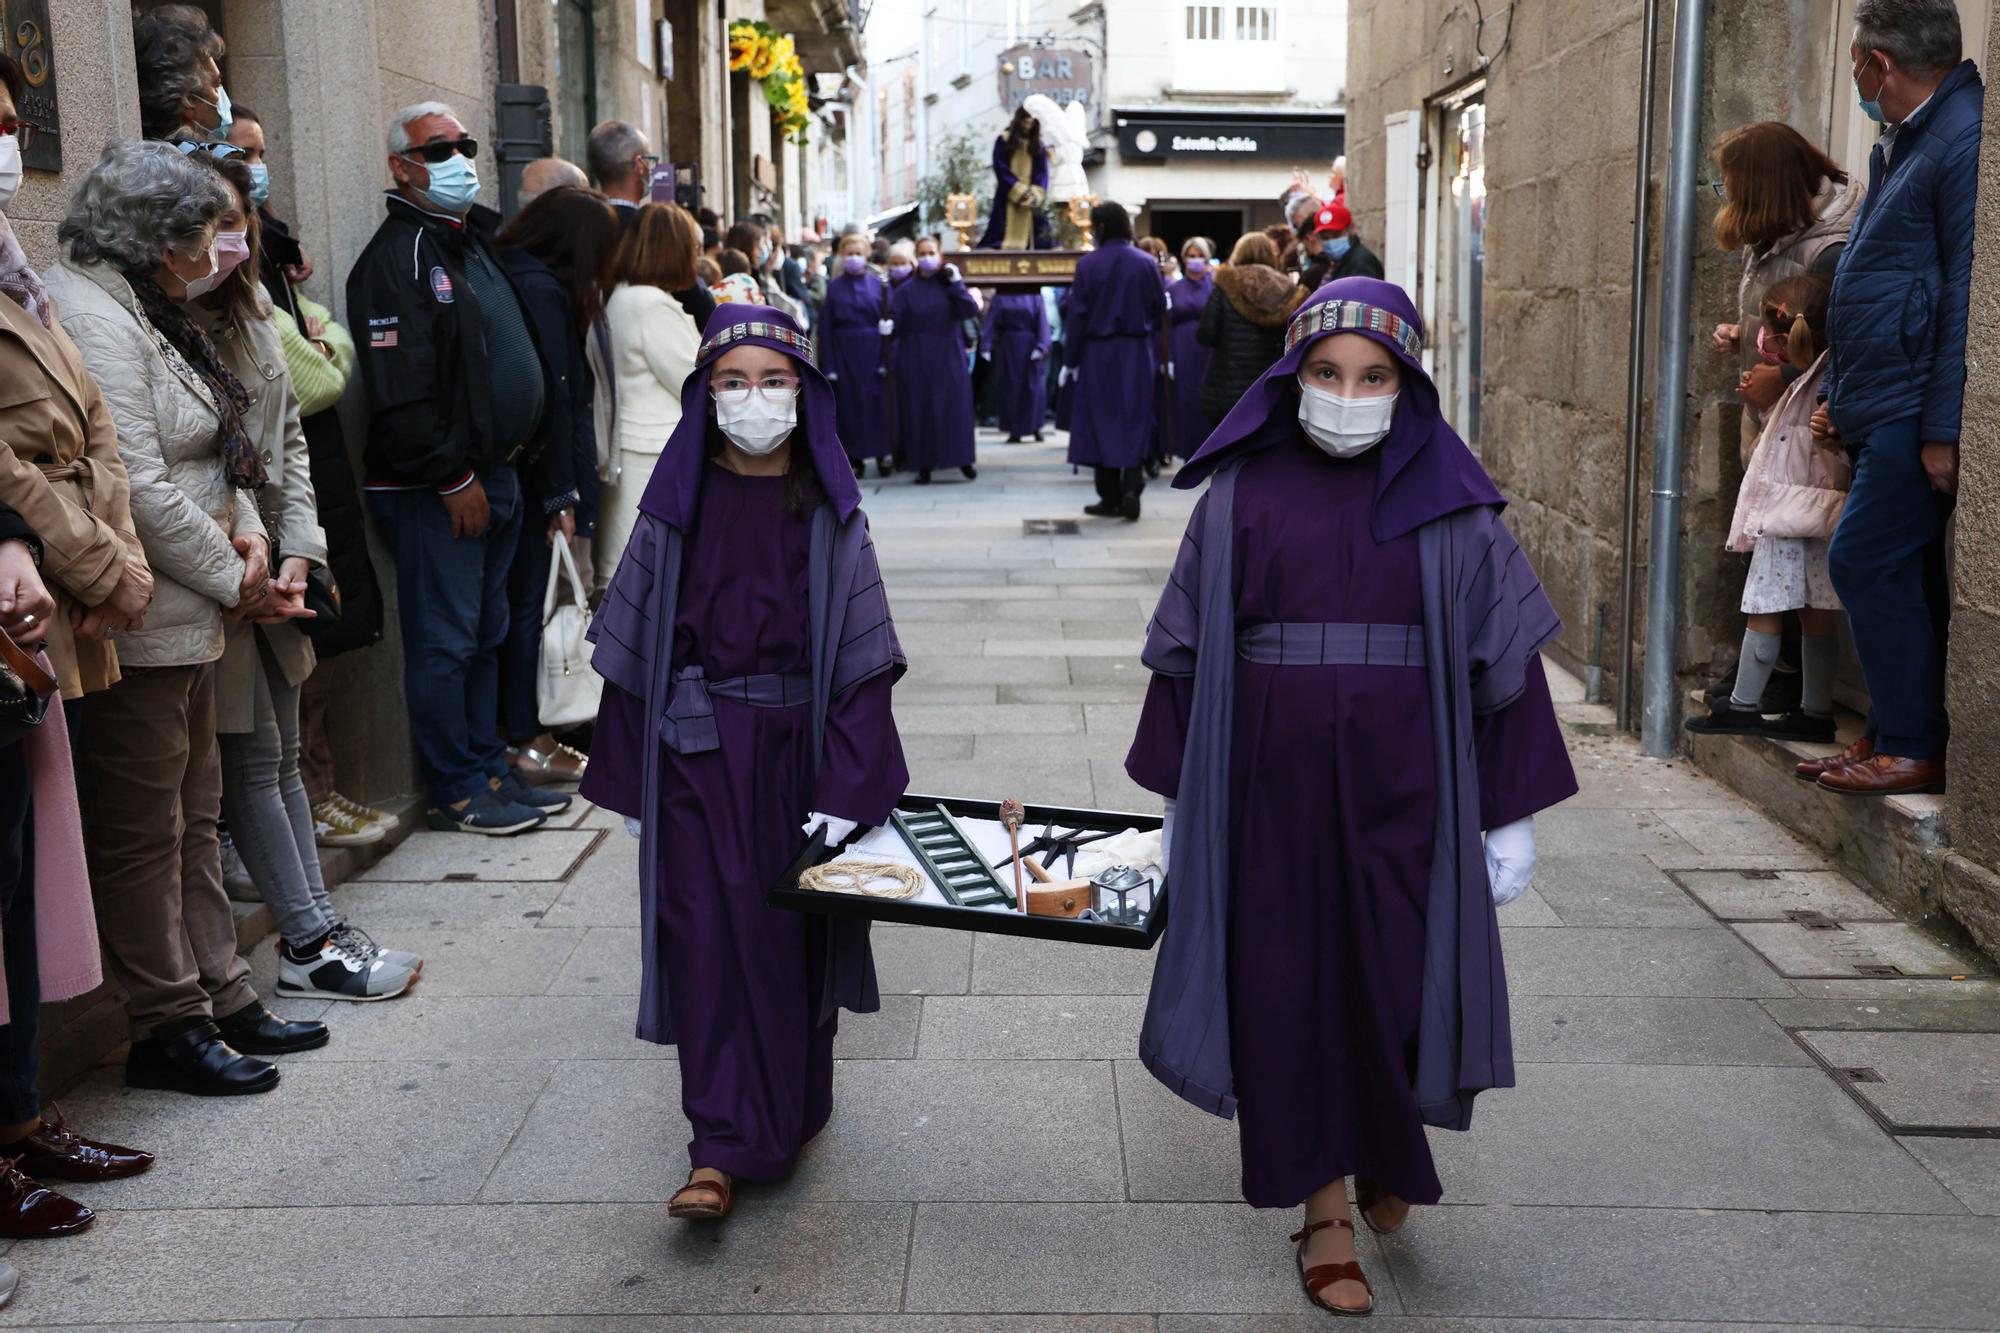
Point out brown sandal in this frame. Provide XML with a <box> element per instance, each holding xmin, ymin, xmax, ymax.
<box><xmin>667</xmin><ymin>1170</ymin><xmax>732</xmax><ymax>1220</ymax></box>
<box><xmin>1353</xmin><ymin>1179</ymin><xmax>1405</xmax><ymax>1235</ymax></box>
<box><xmin>1290</xmin><ymin>1216</ymin><xmax>1373</xmax><ymax>1316</ymax></box>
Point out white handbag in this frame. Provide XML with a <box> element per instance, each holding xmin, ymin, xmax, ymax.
<box><xmin>538</xmin><ymin>532</ymin><xmax>603</xmax><ymax>729</ymax></box>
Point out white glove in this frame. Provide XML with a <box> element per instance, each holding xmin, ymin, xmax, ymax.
<box><xmin>980</xmin><ymin>349</ymin><xmax>992</xmax><ymax>361</ymax></box>
<box><xmin>878</xmin><ymin>318</ymin><xmax>895</xmax><ymax>336</ymax></box>
<box><xmin>1483</xmin><ymin>817</ymin><xmax>1536</xmax><ymax>907</ymax></box>
<box><xmin>945</xmin><ymin>263</ymin><xmax>962</xmax><ymax>283</ymax></box>
<box><xmin>1058</xmin><ymin>365</ymin><xmax>1074</xmax><ymax>387</ymax></box>
<box><xmin>624</xmin><ymin>816</ymin><xmax>642</xmax><ymax>840</ymax></box>
<box><xmin>826</xmin><ymin>370</ymin><xmax>839</xmax><ymax>382</ymax></box>
<box><xmin>802</xmin><ymin>811</ymin><xmax>859</xmax><ymax>847</ymax></box>
<box><xmin>1030</xmin><ymin>348</ymin><xmax>1045</xmax><ymax>361</ymax></box>
<box><xmin>1160</xmin><ymin>797</ymin><xmax>1175</xmax><ymax>879</ymax></box>
<box><xmin>1165</xmin><ymin>361</ymin><xmax>1176</xmax><ymax>381</ymax></box>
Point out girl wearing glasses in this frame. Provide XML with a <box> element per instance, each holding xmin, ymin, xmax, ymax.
<box><xmin>583</xmin><ymin>304</ymin><xmax>908</xmax><ymax>1222</ymax></box>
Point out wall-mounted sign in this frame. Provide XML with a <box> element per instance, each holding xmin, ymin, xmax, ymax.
<box><xmin>997</xmin><ymin>44</ymin><xmax>1093</xmax><ymax>112</ymax></box>
<box><xmin>1115</xmin><ymin>112</ymin><xmax>1342</xmax><ymax>164</ymax></box>
<box><xmin>4</xmin><ymin>1</ymin><xmax>61</xmax><ymax>171</ymax></box>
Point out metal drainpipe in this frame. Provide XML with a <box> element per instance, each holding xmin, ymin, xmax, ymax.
<box><xmin>496</xmin><ymin>0</ymin><xmax>521</xmax><ymax>84</ymax></box>
<box><xmin>1617</xmin><ymin>0</ymin><xmax>1664</xmax><ymax>733</ymax></box>
<box><xmin>1640</xmin><ymin>0</ymin><xmax>1710</xmax><ymax>757</ymax></box>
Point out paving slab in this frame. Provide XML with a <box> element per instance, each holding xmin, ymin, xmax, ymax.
<box><xmin>1088</xmin><ymin>758</ymin><xmax>1168</xmax><ymax>815</ymax></box>
<box><xmin>342</xmin><ymin>927</ymin><xmax>582</xmax><ymax>996</ymax></box>
<box><xmin>544</xmin><ymin>926</ymin><xmax>640</xmax><ymax>994</ymax></box>
<box><xmin>1493</xmin><ymin>887</ymin><xmax>1562</xmax><ymax>927</ymax></box>
<box><xmin>1797</xmin><ymin>1030</ymin><xmax>2000</xmax><ymax>1130</ymax></box>
<box><xmin>1901</xmin><ymin>1136</ymin><xmax>2000</xmax><ymax>1215</ymax></box>
<box><xmin>917</xmin><ymin>995</ymin><xmax>1150</xmax><ymax>1059</ymax></box>
<box><xmin>1377</xmin><ymin>1205</ymin><xmax>2000</xmax><ymax>1324</ymax></box>
<box><xmin>479</xmin><ymin>1059</ymin><xmax>685</xmax><ymax>1201</ymax></box>
<box><xmin>906</xmin><ymin>756</ymin><xmax>1096</xmax><ymax>805</ymax></box>
<box><xmin>1531</xmin><ymin>808</ymin><xmax>1700</xmax><ymax>858</ymax></box>
<box><xmin>897</xmin><ymin>703</ymin><xmax>1084</xmax><ymax>735</ymax></box>
<box><xmin>357</xmin><ymin>829</ymin><xmax>601</xmax><ymax>882</ymax></box>
<box><xmin>55</xmin><ymin>1060</ymin><xmax>551</xmax><ymax>1209</ymax></box>
<box><xmin>1509</xmin><ymin>995</ymin><xmax>1812</xmax><ymax>1066</ymax></box>
<box><xmin>970</xmin><ymin>933</ymin><xmax>1158</xmax><ymax>994</ymax></box>
<box><xmin>896</xmin><ymin>654</ymin><xmax>1073</xmax><ymax>686</ymax></box>
<box><xmin>274</xmin><ymin>994</ymin><xmax>669</xmax><ymax>1063</ymax></box>
<box><xmin>871</xmin><ymin>926</ymin><xmax>974</xmax><ymax>995</ymax></box>
<box><xmin>1115</xmin><ymin>1060</ymin><xmax>1246</xmax><ymax>1201</ymax></box>
<box><xmin>1676</xmin><ymin>868</ymin><xmax>1901</xmax><ymax>922</ymax></box>
<box><xmin>1160</xmin><ymin>1320</ymin><xmax>1949</xmax><ymax>1332</ymax></box>
<box><xmin>1499</xmin><ymin>927</ymin><xmax>1795</xmax><ymax>998</ymax></box>
<box><xmin>326</xmin><ymin>877</ymin><xmax>567</xmax><ymax>930</ymax></box>
<box><xmin>905</xmin><ymin>1201</ymin><xmax>1397</xmax><ymax>1314</ymax></box>
<box><xmin>0</xmin><ymin>1203</ymin><xmax>910</xmax><ymax>1323</ymax></box>
<box><xmin>301</xmin><ymin>1320</ymin><xmax>1154</xmax><ymax>1332</ymax></box>
<box><xmin>1425</xmin><ymin>1063</ymin><xmax>1960</xmax><ymax>1213</ymax></box>
<box><xmin>1066</xmin><ymin>657</ymin><xmax>1153</xmax><ymax>686</ymax></box>
<box><xmin>538</xmin><ymin>861</ymin><xmax>641</xmax><ymax>929</ymax></box>
<box><xmin>1733</xmin><ymin>921</ymin><xmax>1986</xmax><ymax>979</ymax></box>
<box><xmin>1528</xmin><ymin>855</ymin><xmax>1712</xmax><ymax>927</ymax></box>
<box><xmin>1763</xmin><ymin>978</ymin><xmax>2000</xmax><ymax>1032</ymax></box>
<box><xmin>834</xmin><ymin>994</ymin><xmax>922</xmax><ymax>1059</ymax></box>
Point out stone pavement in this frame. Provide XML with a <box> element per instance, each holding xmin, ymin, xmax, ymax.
<box><xmin>18</xmin><ymin>430</ymin><xmax>2000</xmax><ymax>1330</ymax></box>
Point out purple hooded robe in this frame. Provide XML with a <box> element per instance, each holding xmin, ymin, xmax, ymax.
<box><xmin>890</xmin><ymin>270</ymin><xmax>981</xmax><ymax>472</ymax></box>
<box><xmin>1168</xmin><ymin>270</ymin><xmax>1215</xmax><ymax>458</ymax></box>
<box><xmin>979</xmin><ymin>289</ymin><xmax>1050</xmax><ymax>437</ymax></box>
<box><xmin>1125</xmin><ymin>278</ymin><xmax>1577</xmax><ymax>1208</ymax></box>
<box><xmin>823</xmin><ymin>268</ymin><xmax>893</xmax><ymax>462</ymax></box>
<box><xmin>976</xmin><ymin>133</ymin><xmax>1053</xmax><ymax>251</ymax></box>
<box><xmin>1065</xmin><ymin>239</ymin><xmax>1165</xmax><ymax>470</ymax></box>
<box><xmin>582</xmin><ymin>305</ymin><xmax>910</xmax><ymax>1180</ymax></box>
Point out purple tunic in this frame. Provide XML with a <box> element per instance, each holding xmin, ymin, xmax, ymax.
<box><xmin>979</xmin><ymin>290</ymin><xmax>1050</xmax><ymax>436</ymax></box>
<box><xmin>583</xmin><ymin>467</ymin><xmax>908</xmax><ymax>1179</ymax></box>
<box><xmin>1126</xmin><ymin>440</ymin><xmax>1575</xmax><ymax>1208</ymax></box>
<box><xmin>823</xmin><ymin>271</ymin><xmax>893</xmax><ymax>462</ymax></box>
<box><xmin>890</xmin><ymin>273</ymin><xmax>980</xmax><ymax>472</ymax></box>
<box><xmin>1065</xmin><ymin>239</ymin><xmax>1164</xmax><ymax>469</ymax></box>
<box><xmin>1168</xmin><ymin>274</ymin><xmax>1214</xmax><ymax>458</ymax></box>
<box><xmin>976</xmin><ymin>135</ymin><xmax>1053</xmax><ymax>250</ymax></box>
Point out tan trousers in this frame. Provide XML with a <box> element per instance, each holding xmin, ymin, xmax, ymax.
<box><xmin>75</xmin><ymin>662</ymin><xmax>256</xmax><ymax>1038</ymax></box>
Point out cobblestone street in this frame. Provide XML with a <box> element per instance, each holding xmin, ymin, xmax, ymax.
<box><xmin>18</xmin><ymin>432</ymin><xmax>2000</xmax><ymax>1329</ymax></box>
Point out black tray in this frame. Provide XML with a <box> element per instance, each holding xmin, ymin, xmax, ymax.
<box><xmin>769</xmin><ymin>792</ymin><xmax>1168</xmax><ymax>949</ymax></box>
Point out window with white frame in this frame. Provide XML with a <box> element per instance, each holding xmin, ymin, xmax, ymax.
<box><xmin>1175</xmin><ymin>1</ymin><xmax>1282</xmax><ymax>91</ymax></box>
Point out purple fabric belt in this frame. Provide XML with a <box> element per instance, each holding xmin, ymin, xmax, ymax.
<box><xmin>1235</xmin><ymin>622</ymin><xmax>1425</xmax><ymax>668</ymax></box>
<box><xmin>659</xmin><ymin>665</ymin><xmax>813</xmax><ymax>754</ymax></box>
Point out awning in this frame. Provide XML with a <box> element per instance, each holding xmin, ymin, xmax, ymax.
<box><xmin>865</xmin><ymin>200</ymin><xmax>918</xmax><ymax>230</ymax></box>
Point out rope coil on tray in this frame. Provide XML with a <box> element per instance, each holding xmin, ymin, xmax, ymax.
<box><xmin>798</xmin><ymin>860</ymin><xmax>925</xmax><ymax>900</ymax></box>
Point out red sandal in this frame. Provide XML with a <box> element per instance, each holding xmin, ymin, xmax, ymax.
<box><xmin>667</xmin><ymin>1170</ymin><xmax>732</xmax><ymax>1220</ymax></box>
<box><xmin>1290</xmin><ymin>1216</ymin><xmax>1374</xmax><ymax>1317</ymax></box>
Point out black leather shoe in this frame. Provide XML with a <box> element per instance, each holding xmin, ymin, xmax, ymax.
<box><xmin>214</xmin><ymin>1002</ymin><xmax>330</xmax><ymax>1055</ymax></box>
<box><xmin>0</xmin><ymin>1106</ymin><xmax>153</xmax><ymax>1182</ymax></box>
<box><xmin>0</xmin><ymin>1157</ymin><xmax>93</xmax><ymax>1238</ymax></box>
<box><xmin>960</xmin><ymin>465</ymin><xmax>978</xmax><ymax>480</ymax></box>
<box><xmin>1084</xmin><ymin>500</ymin><xmax>1121</xmax><ymax>518</ymax></box>
<box><xmin>126</xmin><ymin>1019</ymin><xmax>279</xmax><ymax>1096</ymax></box>
<box><xmin>1120</xmin><ymin>493</ymin><xmax>1142</xmax><ymax>522</ymax></box>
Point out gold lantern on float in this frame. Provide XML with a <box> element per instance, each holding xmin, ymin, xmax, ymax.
<box><xmin>946</xmin><ymin>192</ymin><xmax>980</xmax><ymax>251</ymax></box>
<box><xmin>1068</xmin><ymin>193</ymin><xmax>1099</xmax><ymax>248</ymax></box>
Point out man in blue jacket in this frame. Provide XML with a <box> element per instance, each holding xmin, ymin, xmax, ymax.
<box><xmin>1808</xmin><ymin>0</ymin><xmax>1980</xmax><ymax>797</ymax></box>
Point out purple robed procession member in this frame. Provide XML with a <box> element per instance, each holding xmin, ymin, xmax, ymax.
<box><xmin>1065</xmin><ymin>236</ymin><xmax>1164</xmax><ymax>475</ymax></box>
<box><xmin>1167</xmin><ymin>266</ymin><xmax>1214</xmax><ymax>458</ymax></box>
<box><xmin>979</xmin><ymin>290</ymin><xmax>1050</xmax><ymax>439</ymax></box>
<box><xmin>822</xmin><ymin>258</ymin><xmax>893</xmax><ymax>467</ymax></box>
<box><xmin>1126</xmin><ymin>278</ymin><xmax>1575</xmax><ymax>1294</ymax></box>
<box><xmin>889</xmin><ymin>253</ymin><xmax>980</xmax><ymax>478</ymax></box>
<box><xmin>582</xmin><ymin>304</ymin><xmax>909</xmax><ymax>1205</ymax></box>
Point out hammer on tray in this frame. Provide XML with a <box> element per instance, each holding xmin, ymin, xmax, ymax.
<box><xmin>999</xmin><ymin>797</ymin><xmax>1027</xmax><ymax>913</ymax></box>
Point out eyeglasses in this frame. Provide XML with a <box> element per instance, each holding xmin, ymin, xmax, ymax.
<box><xmin>711</xmin><ymin>374</ymin><xmax>802</xmax><ymax>401</ymax></box>
<box><xmin>0</xmin><ymin>120</ymin><xmax>35</xmax><ymax>152</ymax></box>
<box><xmin>1710</xmin><ymin>180</ymin><xmax>1728</xmax><ymax>199</ymax></box>
<box><xmin>403</xmin><ymin>137</ymin><xmax>479</xmax><ymax>164</ymax></box>
<box><xmin>172</xmin><ymin>138</ymin><xmax>245</xmax><ymax>160</ymax></box>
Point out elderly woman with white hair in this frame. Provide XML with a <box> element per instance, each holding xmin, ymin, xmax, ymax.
<box><xmin>44</xmin><ymin>139</ymin><xmax>328</xmax><ymax>1097</ymax></box>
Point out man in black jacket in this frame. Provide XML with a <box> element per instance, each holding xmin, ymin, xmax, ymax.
<box><xmin>1299</xmin><ymin>201</ymin><xmax>1384</xmax><ymax>293</ymax></box>
<box><xmin>349</xmin><ymin>101</ymin><xmax>571</xmax><ymax>837</ymax></box>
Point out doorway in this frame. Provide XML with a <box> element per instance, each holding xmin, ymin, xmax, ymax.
<box><xmin>1145</xmin><ymin>206</ymin><xmax>1249</xmax><ymax>259</ymax></box>
<box><xmin>1427</xmin><ymin>86</ymin><xmax>1486</xmax><ymax>449</ymax></box>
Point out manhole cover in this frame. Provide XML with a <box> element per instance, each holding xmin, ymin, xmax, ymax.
<box><xmin>1023</xmin><ymin>519</ymin><xmax>1081</xmax><ymax>536</ymax></box>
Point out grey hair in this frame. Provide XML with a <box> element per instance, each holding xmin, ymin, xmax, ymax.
<box><xmin>888</xmin><ymin>239</ymin><xmax>917</xmax><ymax>262</ymax></box>
<box><xmin>132</xmin><ymin>3</ymin><xmax>222</xmax><ymax>141</ymax></box>
<box><xmin>1855</xmin><ymin>0</ymin><xmax>1963</xmax><ymax>72</ymax></box>
<box><xmin>587</xmin><ymin>120</ymin><xmax>649</xmax><ymax>186</ymax></box>
<box><xmin>387</xmin><ymin>101</ymin><xmax>458</xmax><ymax>155</ymax></box>
<box><xmin>59</xmin><ymin>139</ymin><xmax>230</xmax><ymax>270</ymax></box>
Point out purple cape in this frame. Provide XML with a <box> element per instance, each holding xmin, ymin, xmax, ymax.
<box><xmin>591</xmin><ymin>303</ymin><xmax>905</xmax><ymax>1043</ymax></box>
<box><xmin>1135</xmin><ymin>279</ymin><xmax>1567</xmax><ymax>1128</ymax></box>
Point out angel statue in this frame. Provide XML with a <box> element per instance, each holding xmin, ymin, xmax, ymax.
<box><xmin>978</xmin><ymin>96</ymin><xmax>1091</xmax><ymax>250</ymax></box>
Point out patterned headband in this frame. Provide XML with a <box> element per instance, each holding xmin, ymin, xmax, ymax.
<box><xmin>1285</xmin><ymin>300</ymin><xmax>1424</xmax><ymax>361</ymax></box>
<box><xmin>700</xmin><ymin>319</ymin><xmax>816</xmax><ymax>366</ymax></box>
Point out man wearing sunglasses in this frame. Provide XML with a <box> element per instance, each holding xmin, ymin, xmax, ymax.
<box><xmin>347</xmin><ymin>102</ymin><xmax>569</xmax><ymax>836</ymax></box>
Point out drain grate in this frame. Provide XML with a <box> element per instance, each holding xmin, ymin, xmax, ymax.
<box><xmin>1853</xmin><ymin>963</ymin><xmax>1906</xmax><ymax>978</ymax></box>
<box><xmin>1740</xmin><ymin>869</ymin><xmax>1781</xmax><ymax>881</ymax></box>
<box><xmin>1023</xmin><ymin>518</ymin><xmax>1081</xmax><ymax>536</ymax></box>
<box><xmin>1840</xmin><ymin>1066</ymin><xmax>1886</xmax><ymax>1084</ymax></box>
<box><xmin>1786</xmin><ymin>909</ymin><xmax>1842</xmax><ymax>931</ymax></box>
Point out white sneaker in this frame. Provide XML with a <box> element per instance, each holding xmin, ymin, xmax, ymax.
<box><xmin>220</xmin><ymin>830</ymin><xmax>259</xmax><ymax>903</ymax></box>
<box><xmin>276</xmin><ymin>928</ymin><xmax>417</xmax><ymax>1002</ymax></box>
<box><xmin>329</xmin><ymin>921</ymin><xmax>424</xmax><ymax>980</ymax></box>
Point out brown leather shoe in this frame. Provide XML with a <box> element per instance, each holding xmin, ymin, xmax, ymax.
<box><xmin>1796</xmin><ymin>736</ymin><xmax>1873</xmax><ymax>781</ymax></box>
<box><xmin>0</xmin><ymin>1106</ymin><xmax>153</xmax><ymax>1182</ymax></box>
<box><xmin>0</xmin><ymin>1157</ymin><xmax>93</xmax><ymax>1239</ymax></box>
<box><xmin>1817</xmin><ymin>753</ymin><xmax>1946</xmax><ymax>796</ymax></box>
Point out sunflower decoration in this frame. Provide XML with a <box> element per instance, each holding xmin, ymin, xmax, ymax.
<box><xmin>728</xmin><ymin>20</ymin><xmax>815</xmax><ymax>146</ymax></box>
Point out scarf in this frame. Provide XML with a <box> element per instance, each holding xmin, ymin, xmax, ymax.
<box><xmin>122</xmin><ymin>268</ymin><xmax>266</xmax><ymax>491</ymax></box>
<box><xmin>0</xmin><ymin>217</ymin><xmax>50</xmax><ymax>328</ymax></box>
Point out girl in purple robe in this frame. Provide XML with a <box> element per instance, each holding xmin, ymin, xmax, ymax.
<box><xmin>582</xmin><ymin>304</ymin><xmax>909</xmax><ymax>1222</ymax></box>
<box><xmin>978</xmin><ymin>289</ymin><xmax>1050</xmax><ymax>442</ymax></box>
<box><xmin>1167</xmin><ymin>238</ymin><xmax>1216</xmax><ymax>459</ymax></box>
<box><xmin>889</xmin><ymin>236</ymin><xmax>981</xmax><ymax>484</ymax></box>
<box><xmin>1065</xmin><ymin>202</ymin><xmax>1164</xmax><ymax>521</ymax></box>
<box><xmin>1126</xmin><ymin>278</ymin><xmax>1576</xmax><ymax>1315</ymax></box>
<box><xmin>823</xmin><ymin>232</ymin><xmax>896</xmax><ymax>478</ymax></box>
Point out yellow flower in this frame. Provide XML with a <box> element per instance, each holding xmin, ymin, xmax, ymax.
<box><xmin>749</xmin><ymin>41</ymin><xmax>779</xmax><ymax>78</ymax></box>
<box><xmin>771</xmin><ymin>35</ymin><xmax>796</xmax><ymax>66</ymax></box>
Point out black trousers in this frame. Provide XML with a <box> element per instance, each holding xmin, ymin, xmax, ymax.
<box><xmin>0</xmin><ymin>741</ymin><xmax>40</xmax><ymax>1124</ymax></box>
<box><xmin>1093</xmin><ymin>466</ymin><xmax>1146</xmax><ymax>505</ymax></box>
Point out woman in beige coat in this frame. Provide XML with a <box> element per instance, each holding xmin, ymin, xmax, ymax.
<box><xmin>46</xmin><ymin>139</ymin><xmax>322</xmax><ymax>1095</ymax></box>
<box><xmin>186</xmin><ymin>151</ymin><xmax>420</xmax><ymax>1005</ymax></box>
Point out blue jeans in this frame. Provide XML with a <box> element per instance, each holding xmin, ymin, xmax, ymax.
<box><xmin>370</xmin><ymin>466</ymin><xmax>523</xmax><ymax>808</ymax></box>
<box><xmin>0</xmin><ymin>741</ymin><xmax>40</xmax><ymax>1124</ymax></box>
<box><xmin>1827</xmin><ymin>417</ymin><xmax>1956</xmax><ymax>760</ymax></box>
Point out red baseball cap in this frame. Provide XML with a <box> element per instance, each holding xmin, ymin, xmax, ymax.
<box><xmin>1313</xmin><ymin>201</ymin><xmax>1353</xmax><ymax>234</ymax></box>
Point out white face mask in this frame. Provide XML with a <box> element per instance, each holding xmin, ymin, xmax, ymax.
<box><xmin>0</xmin><ymin>136</ymin><xmax>20</xmax><ymax>213</ymax></box>
<box><xmin>1297</xmin><ymin>382</ymin><xmax>1398</xmax><ymax>458</ymax></box>
<box><xmin>177</xmin><ymin>242</ymin><xmax>225</xmax><ymax>300</ymax></box>
<box><xmin>715</xmin><ymin>386</ymin><xmax>799</xmax><ymax>455</ymax></box>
